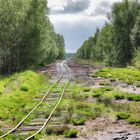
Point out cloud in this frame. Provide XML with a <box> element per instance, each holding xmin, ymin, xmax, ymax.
<box><xmin>90</xmin><ymin>1</ymin><xmax>112</xmax><ymax>16</ymax></box>
<box><xmin>52</xmin><ymin>17</ymin><xmax>105</xmax><ymax>53</ymax></box>
<box><xmin>51</xmin><ymin>0</ymin><xmax>91</xmax><ymax>15</ymax></box>
<box><xmin>48</xmin><ymin>0</ymin><xmax>123</xmax><ymax>53</ymax></box>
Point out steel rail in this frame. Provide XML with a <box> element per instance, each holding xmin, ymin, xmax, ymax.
<box><xmin>0</xmin><ymin>62</ymin><xmax>64</xmax><ymax>139</ymax></box>
<box><xmin>26</xmin><ymin>61</ymin><xmax>72</xmax><ymax>140</ymax></box>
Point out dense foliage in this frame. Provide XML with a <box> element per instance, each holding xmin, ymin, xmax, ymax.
<box><xmin>0</xmin><ymin>0</ymin><xmax>65</xmax><ymax>74</ymax></box>
<box><xmin>76</xmin><ymin>0</ymin><xmax>140</xmax><ymax>67</ymax></box>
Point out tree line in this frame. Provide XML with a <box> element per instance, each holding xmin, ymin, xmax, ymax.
<box><xmin>0</xmin><ymin>0</ymin><xmax>65</xmax><ymax>74</ymax></box>
<box><xmin>76</xmin><ymin>0</ymin><xmax>140</xmax><ymax>68</ymax></box>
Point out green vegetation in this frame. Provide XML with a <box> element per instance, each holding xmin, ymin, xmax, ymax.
<box><xmin>114</xmin><ymin>94</ymin><xmax>125</xmax><ymax>100</ymax></box>
<box><xmin>116</xmin><ymin>112</ymin><xmax>130</xmax><ymax>120</ymax></box>
<box><xmin>83</xmin><ymin>88</ymin><xmax>91</xmax><ymax>92</ymax></box>
<box><xmin>126</xmin><ymin>94</ymin><xmax>140</xmax><ymax>101</ymax></box>
<box><xmin>2</xmin><ymin>73</ymin><xmax>139</xmax><ymax>139</ymax></box>
<box><xmin>0</xmin><ymin>70</ymin><xmax>49</xmax><ymax>127</ymax></box>
<box><xmin>72</xmin><ymin>118</ymin><xmax>86</xmax><ymax>126</ymax></box>
<box><xmin>95</xmin><ymin>68</ymin><xmax>140</xmax><ymax>86</ymax></box>
<box><xmin>64</xmin><ymin>128</ymin><xmax>78</xmax><ymax>138</ymax></box>
<box><xmin>45</xmin><ymin>125</ymin><xmax>69</xmax><ymax>135</ymax></box>
<box><xmin>76</xmin><ymin>0</ymin><xmax>140</xmax><ymax>67</ymax></box>
<box><xmin>0</xmin><ymin>0</ymin><xmax>65</xmax><ymax>75</ymax></box>
<box><xmin>99</xmin><ymin>81</ymin><xmax>110</xmax><ymax>86</ymax></box>
<box><xmin>128</xmin><ymin>117</ymin><xmax>140</xmax><ymax>125</ymax></box>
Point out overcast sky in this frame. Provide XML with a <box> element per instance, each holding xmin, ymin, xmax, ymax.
<box><xmin>48</xmin><ymin>0</ymin><xmax>122</xmax><ymax>53</ymax></box>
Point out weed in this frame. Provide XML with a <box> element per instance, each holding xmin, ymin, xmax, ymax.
<box><xmin>102</xmin><ymin>87</ymin><xmax>114</xmax><ymax>91</ymax></box>
<box><xmin>110</xmin><ymin>78</ymin><xmax>116</xmax><ymax>82</ymax></box>
<box><xmin>114</xmin><ymin>94</ymin><xmax>125</xmax><ymax>100</ymax></box>
<box><xmin>92</xmin><ymin>93</ymin><xmax>102</xmax><ymax>98</ymax></box>
<box><xmin>45</xmin><ymin>125</ymin><xmax>69</xmax><ymax>135</ymax></box>
<box><xmin>95</xmin><ymin>68</ymin><xmax>140</xmax><ymax>85</ymax></box>
<box><xmin>92</xmin><ymin>74</ymin><xmax>98</xmax><ymax>78</ymax></box>
<box><xmin>136</xmin><ymin>82</ymin><xmax>140</xmax><ymax>87</ymax></box>
<box><xmin>83</xmin><ymin>88</ymin><xmax>91</xmax><ymax>92</ymax></box>
<box><xmin>126</xmin><ymin>94</ymin><xmax>140</xmax><ymax>101</ymax></box>
<box><xmin>72</xmin><ymin>118</ymin><xmax>86</xmax><ymax>126</ymax></box>
<box><xmin>97</xmin><ymin>96</ymin><xmax>112</xmax><ymax>106</ymax></box>
<box><xmin>128</xmin><ymin>117</ymin><xmax>140</xmax><ymax>125</ymax></box>
<box><xmin>99</xmin><ymin>81</ymin><xmax>110</xmax><ymax>86</ymax></box>
<box><xmin>116</xmin><ymin>112</ymin><xmax>130</xmax><ymax>120</ymax></box>
<box><xmin>64</xmin><ymin>128</ymin><xmax>78</xmax><ymax>138</ymax></box>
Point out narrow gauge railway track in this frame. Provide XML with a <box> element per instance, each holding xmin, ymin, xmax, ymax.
<box><xmin>0</xmin><ymin>61</ymin><xmax>71</xmax><ymax>139</ymax></box>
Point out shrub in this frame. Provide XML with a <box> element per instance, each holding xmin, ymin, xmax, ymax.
<box><xmin>114</xmin><ymin>94</ymin><xmax>125</xmax><ymax>100</ymax></box>
<box><xmin>116</xmin><ymin>112</ymin><xmax>130</xmax><ymax>120</ymax></box>
<box><xmin>92</xmin><ymin>93</ymin><xmax>102</xmax><ymax>98</ymax></box>
<box><xmin>72</xmin><ymin>118</ymin><xmax>86</xmax><ymax>126</ymax></box>
<box><xmin>110</xmin><ymin>78</ymin><xmax>116</xmax><ymax>82</ymax></box>
<box><xmin>64</xmin><ymin>128</ymin><xmax>78</xmax><ymax>138</ymax></box>
<box><xmin>128</xmin><ymin>117</ymin><xmax>140</xmax><ymax>125</ymax></box>
<box><xmin>92</xmin><ymin>74</ymin><xmax>98</xmax><ymax>78</ymax></box>
<box><xmin>83</xmin><ymin>88</ymin><xmax>91</xmax><ymax>92</ymax></box>
<box><xmin>126</xmin><ymin>94</ymin><xmax>140</xmax><ymax>101</ymax></box>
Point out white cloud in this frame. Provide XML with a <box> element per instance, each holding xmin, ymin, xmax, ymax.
<box><xmin>47</xmin><ymin>0</ymin><xmax>122</xmax><ymax>53</ymax></box>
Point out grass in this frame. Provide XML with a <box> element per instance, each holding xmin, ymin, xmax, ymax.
<box><xmin>0</xmin><ymin>70</ymin><xmax>49</xmax><ymax>128</ymax></box>
<box><xmin>128</xmin><ymin>117</ymin><xmax>140</xmax><ymax>125</ymax></box>
<box><xmin>45</xmin><ymin>125</ymin><xmax>69</xmax><ymax>135</ymax></box>
<box><xmin>64</xmin><ymin>128</ymin><xmax>78</xmax><ymax>138</ymax></box>
<box><xmin>94</xmin><ymin>68</ymin><xmax>140</xmax><ymax>86</ymax></box>
<box><xmin>99</xmin><ymin>81</ymin><xmax>110</xmax><ymax>86</ymax></box>
<box><xmin>126</xmin><ymin>94</ymin><xmax>140</xmax><ymax>101</ymax></box>
<box><xmin>114</xmin><ymin>94</ymin><xmax>125</xmax><ymax>100</ymax></box>
<box><xmin>72</xmin><ymin>118</ymin><xmax>86</xmax><ymax>126</ymax></box>
<box><xmin>75</xmin><ymin>59</ymin><xmax>104</xmax><ymax>66</ymax></box>
<box><xmin>116</xmin><ymin>112</ymin><xmax>130</xmax><ymax>120</ymax></box>
<box><xmin>0</xmin><ymin>68</ymin><xmax>140</xmax><ymax>139</ymax></box>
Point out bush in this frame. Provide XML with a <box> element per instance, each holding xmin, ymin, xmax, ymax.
<box><xmin>116</xmin><ymin>112</ymin><xmax>130</xmax><ymax>120</ymax></box>
<box><xmin>110</xmin><ymin>78</ymin><xmax>116</xmax><ymax>82</ymax></box>
<box><xmin>64</xmin><ymin>128</ymin><xmax>78</xmax><ymax>138</ymax></box>
<box><xmin>128</xmin><ymin>117</ymin><xmax>140</xmax><ymax>125</ymax></box>
<box><xmin>92</xmin><ymin>93</ymin><xmax>102</xmax><ymax>98</ymax></box>
<box><xmin>114</xmin><ymin>94</ymin><xmax>125</xmax><ymax>100</ymax></box>
<box><xmin>83</xmin><ymin>88</ymin><xmax>91</xmax><ymax>92</ymax></box>
<box><xmin>72</xmin><ymin>118</ymin><xmax>86</xmax><ymax>126</ymax></box>
<box><xmin>126</xmin><ymin>94</ymin><xmax>140</xmax><ymax>101</ymax></box>
<box><xmin>92</xmin><ymin>74</ymin><xmax>98</xmax><ymax>78</ymax></box>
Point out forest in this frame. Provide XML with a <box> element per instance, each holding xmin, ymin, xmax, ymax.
<box><xmin>0</xmin><ymin>0</ymin><xmax>65</xmax><ymax>75</ymax></box>
<box><xmin>76</xmin><ymin>0</ymin><xmax>140</xmax><ymax>68</ymax></box>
